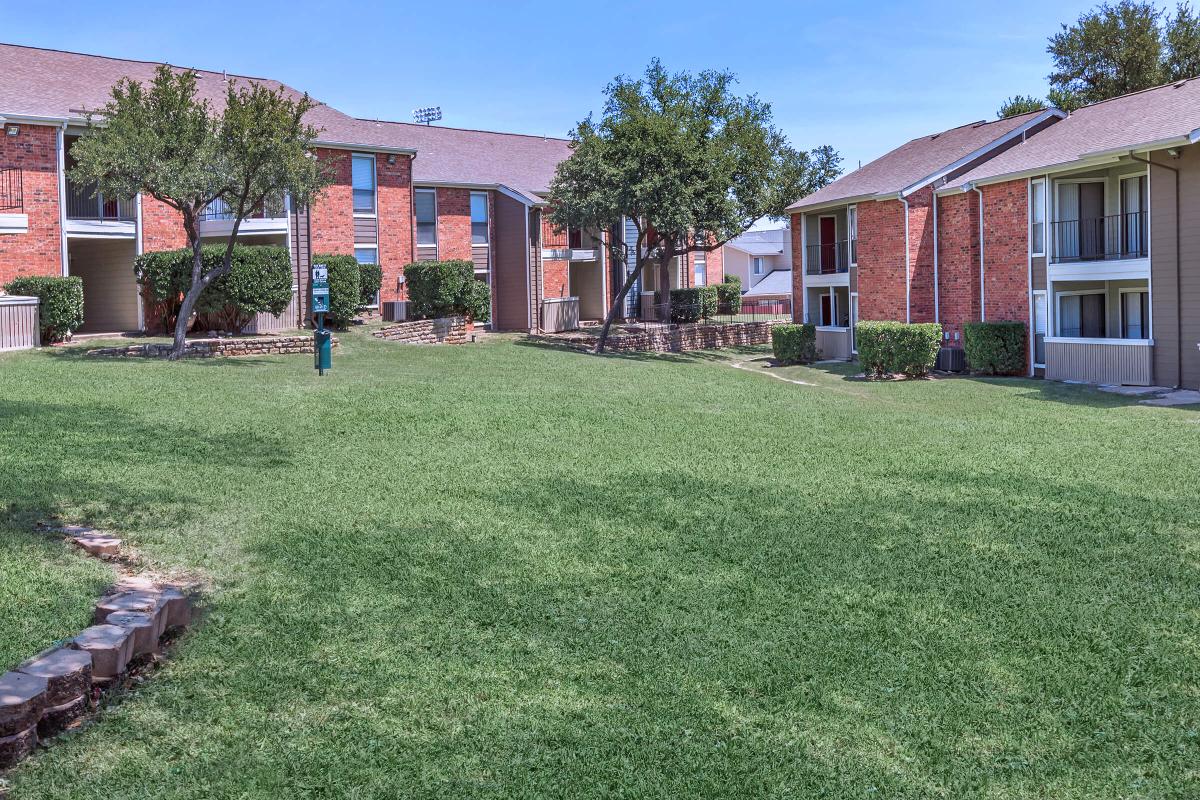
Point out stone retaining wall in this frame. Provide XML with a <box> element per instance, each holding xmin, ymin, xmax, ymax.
<box><xmin>86</xmin><ymin>335</ymin><xmax>334</xmax><ymax>359</ymax></box>
<box><xmin>373</xmin><ymin>316</ymin><xmax>467</xmax><ymax>344</ymax></box>
<box><xmin>547</xmin><ymin>321</ymin><xmax>781</xmax><ymax>354</ymax></box>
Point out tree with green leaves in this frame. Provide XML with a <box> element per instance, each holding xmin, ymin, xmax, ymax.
<box><xmin>1005</xmin><ymin>1</ymin><xmax>1200</xmax><ymax>114</ymax></box>
<box><xmin>996</xmin><ymin>94</ymin><xmax>1048</xmax><ymax>119</ymax></box>
<box><xmin>70</xmin><ymin>65</ymin><xmax>329</xmax><ymax>359</ymax></box>
<box><xmin>548</xmin><ymin>60</ymin><xmax>840</xmax><ymax>353</ymax></box>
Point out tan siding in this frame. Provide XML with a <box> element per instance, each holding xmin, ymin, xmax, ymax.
<box><xmin>491</xmin><ymin>193</ymin><xmax>529</xmax><ymax>331</ymax></box>
<box><xmin>815</xmin><ymin>328</ymin><xmax>852</xmax><ymax>360</ymax></box>
<box><xmin>69</xmin><ymin>239</ymin><xmax>139</xmax><ymax>332</ymax></box>
<box><xmin>354</xmin><ymin>216</ymin><xmax>378</xmax><ymax>245</ymax></box>
<box><xmin>0</xmin><ymin>299</ymin><xmax>38</xmax><ymax>351</ymax></box>
<box><xmin>416</xmin><ymin>244</ymin><xmax>437</xmax><ymax>262</ymax></box>
<box><xmin>471</xmin><ymin>244</ymin><xmax>490</xmax><ymax>272</ymax></box>
<box><xmin>529</xmin><ymin>209</ymin><xmax>542</xmax><ymax>330</ymax></box>
<box><xmin>1150</xmin><ymin>146</ymin><xmax>1200</xmax><ymax>388</ymax></box>
<box><xmin>290</xmin><ymin>204</ymin><xmax>311</xmax><ymax>327</ymax></box>
<box><xmin>1031</xmin><ymin>255</ymin><xmax>1046</xmax><ymax>290</ymax></box>
<box><xmin>1045</xmin><ymin>340</ymin><xmax>1153</xmax><ymax>385</ymax></box>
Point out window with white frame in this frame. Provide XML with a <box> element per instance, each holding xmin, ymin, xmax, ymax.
<box><xmin>1120</xmin><ymin>289</ymin><xmax>1149</xmax><ymax>339</ymax></box>
<box><xmin>354</xmin><ymin>246</ymin><xmax>380</xmax><ymax>307</ymax></box>
<box><xmin>470</xmin><ymin>192</ymin><xmax>489</xmax><ymax>245</ymax></box>
<box><xmin>752</xmin><ymin>256</ymin><xmax>764</xmax><ymax>275</ymax></box>
<box><xmin>847</xmin><ymin>205</ymin><xmax>858</xmax><ymax>265</ymax></box>
<box><xmin>693</xmin><ymin>251</ymin><xmax>707</xmax><ymax>286</ymax></box>
<box><xmin>1032</xmin><ymin>291</ymin><xmax>1047</xmax><ymax>366</ymax></box>
<box><xmin>415</xmin><ymin>189</ymin><xmax>437</xmax><ymax>246</ymax></box>
<box><xmin>352</xmin><ymin>154</ymin><xmax>376</xmax><ymax>214</ymax></box>
<box><xmin>1057</xmin><ymin>291</ymin><xmax>1106</xmax><ymax>338</ymax></box>
<box><xmin>1030</xmin><ymin>179</ymin><xmax>1046</xmax><ymax>256</ymax></box>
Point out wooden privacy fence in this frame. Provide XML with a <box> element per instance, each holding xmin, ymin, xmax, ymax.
<box><xmin>0</xmin><ymin>295</ymin><xmax>39</xmax><ymax>352</ymax></box>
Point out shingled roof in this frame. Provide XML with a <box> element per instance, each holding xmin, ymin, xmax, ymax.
<box><xmin>948</xmin><ymin>77</ymin><xmax>1200</xmax><ymax>189</ymax></box>
<box><xmin>0</xmin><ymin>42</ymin><xmax>411</xmax><ymax>152</ymax></box>
<box><xmin>787</xmin><ymin>109</ymin><xmax>1062</xmax><ymax>212</ymax></box>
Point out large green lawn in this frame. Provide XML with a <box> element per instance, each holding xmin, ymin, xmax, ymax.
<box><xmin>0</xmin><ymin>331</ymin><xmax>1197</xmax><ymax>798</ymax></box>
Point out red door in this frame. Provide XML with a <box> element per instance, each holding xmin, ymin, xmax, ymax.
<box><xmin>819</xmin><ymin>217</ymin><xmax>837</xmax><ymax>273</ymax></box>
<box><xmin>820</xmin><ymin>294</ymin><xmax>833</xmax><ymax>326</ymax></box>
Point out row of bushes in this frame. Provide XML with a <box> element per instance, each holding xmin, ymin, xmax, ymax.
<box><xmin>3</xmin><ymin>276</ymin><xmax>85</xmax><ymax>343</ymax></box>
<box><xmin>771</xmin><ymin>324</ymin><xmax>817</xmax><ymax>364</ymax></box>
<box><xmin>404</xmin><ymin>260</ymin><xmax>490</xmax><ymax>323</ymax></box>
<box><xmin>857</xmin><ymin>322</ymin><xmax>942</xmax><ymax>378</ymax></box>
<box><xmin>666</xmin><ymin>276</ymin><xmax>745</xmax><ymax>323</ymax></box>
<box><xmin>963</xmin><ymin>321</ymin><xmax>1027</xmax><ymax>375</ymax></box>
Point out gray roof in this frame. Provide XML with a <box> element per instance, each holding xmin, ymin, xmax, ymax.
<box><xmin>743</xmin><ymin>269</ymin><xmax>792</xmax><ymax>297</ymax></box>
<box><xmin>950</xmin><ymin>77</ymin><xmax>1200</xmax><ymax>188</ymax></box>
<box><xmin>0</xmin><ymin>43</ymin><xmax>413</xmax><ymax>153</ymax></box>
<box><xmin>787</xmin><ymin>110</ymin><xmax>1054</xmax><ymax>212</ymax></box>
<box><xmin>726</xmin><ymin>228</ymin><xmax>787</xmax><ymax>255</ymax></box>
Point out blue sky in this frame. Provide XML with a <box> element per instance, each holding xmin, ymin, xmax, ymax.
<box><xmin>5</xmin><ymin>0</ymin><xmax>1099</xmax><ymax>170</ymax></box>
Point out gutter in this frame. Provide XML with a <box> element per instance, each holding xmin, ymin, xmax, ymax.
<box><xmin>1130</xmin><ymin>152</ymin><xmax>1182</xmax><ymax>388</ymax></box>
<box><xmin>902</xmin><ymin>195</ymin><xmax>911</xmax><ymax>323</ymax></box>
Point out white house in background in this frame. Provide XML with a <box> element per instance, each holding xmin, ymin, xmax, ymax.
<box><xmin>722</xmin><ymin>227</ymin><xmax>791</xmax><ymax>290</ymax></box>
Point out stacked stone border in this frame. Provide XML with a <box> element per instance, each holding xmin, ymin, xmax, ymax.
<box><xmin>85</xmin><ymin>335</ymin><xmax>336</xmax><ymax>359</ymax></box>
<box><xmin>537</xmin><ymin>320</ymin><xmax>784</xmax><ymax>354</ymax></box>
<box><xmin>372</xmin><ymin>316</ymin><xmax>467</xmax><ymax>344</ymax></box>
<box><xmin>0</xmin><ymin>524</ymin><xmax>197</xmax><ymax>771</ymax></box>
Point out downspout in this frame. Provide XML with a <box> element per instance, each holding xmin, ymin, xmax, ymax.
<box><xmin>1130</xmin><ymin>152</ymin><xmax>1181</xmax><ymax>388</ymax></box>
<box><xmin>932</xmin><ymin>193</ymin><xmax>940</xmax><ymax>324</ymax></box>
<box><xmin>56</xmin><ymin>123</ymin><xmax>68</xmax><ymax>277</ymax></box>
<box><xmin>973</xmin><ymin>186</ymin><xmax>986</xmax><ymax>321</ymax></box>
<box><xmin>901</xmin><ymin>196</ymin><xmax>911</xmax><ymax>323</ymax></box>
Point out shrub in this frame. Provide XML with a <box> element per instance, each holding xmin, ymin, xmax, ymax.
<box><xmin>358</xmin><ymin>262</ymin><xmax>383</xmax><ymax>308</ymax></box>
<box><xmin>135</xmin><ymin>245</ymin><xmax>293</xmax><ymax>334</ymax></box>
<box><xmin>963</xmin><ymin>321</ymin><xmax>1027</xmax><ymax>375</ymax></box>
<box><xmin>771</xmin><ymin>323</ymin><xmax>817</xmax><ymax>364</ymax></box>
<box><xmin>855</xmin><ymin>321</ymin><xmax>942</xmax><ymax>379</ymax></box>
<box><xmin>3</xmin><ymin>276</ymin><xmax>84</xmax><ymax>342</ymax></box>
<box><xmin>716</xmin><ymin>277</ymin><xmax>742</xmax><ymax>315</ymax></box>
<box><xmin>312</xmin><ymin>254</ymin><xmax>361</xmax><ymax>328</ymax></box>
<box><xmin>404</xmin><ymin>260</ymin><xmax>491</xmax><ymax>322</ymax></box>
<box><xmin>669</xmin><ymin>285</ymin><xmax>718</xmax><ymax>323</ymax></box>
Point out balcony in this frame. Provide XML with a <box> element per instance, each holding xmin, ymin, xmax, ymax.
<box><xmin>542</xmin><ymin>247</ymin><xmax>599</xmax><ymax>262</ymax></box>
<box><xmin>1051</xmin><ymin>212</ymin><xmax>1147</xmax><ymax>264</ymax></box>
<box><xmin>65</xmin><ymin>179</ymin><xmax>135</xmax><ymax>237</ymax></box>
<box><xmin>198</xmin><ymin>196</ymin><xmax>288</xmax><ymax>237</ymax></box>
<box><xmin>0</xmin><ymin>168</ymin><xmax>26</xmax><ymax>234</ymax></box>
<box><xmin>805</xmin><ymin>239</ymin><xmax>854</xmax><ymax>285</ymax></box>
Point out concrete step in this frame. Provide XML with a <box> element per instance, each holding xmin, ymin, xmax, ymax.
<box><xmin>17</xmin><ymin>649</ymin><xmax>92</xmax><ymax>736</ymax></box>
<box><xmin>70</xmin><ymin>533</ymin><xmax>122</xmax><ymax>557</ymax></box>
<box><xmin>105</xmin><ymin>611</ymin><xmax>158</xmax><ymax>657</ymax></box>
<box><xmin>0</xmin><ymin>671</ymin><xmax>47</xmax><ymax>768</ymax></box>
<box><xmin>69</xmin><ymin>624</ymin><xmax>134</xmax><ymax>684</ymax></box>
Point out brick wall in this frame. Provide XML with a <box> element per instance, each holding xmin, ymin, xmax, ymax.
<box><xmin>936</xmin><ymin>191</ymin><xmax>981</xmax><ymax>342</ymax></box>
<box><xmin>906</xmin><ymin>186</ymin><xmax>936</xmax><ymax>323</ymax></box>
<box><xmin>0</xmin><ymin>123</ymin><xmax>61</xmax><ymax>284</ymax></box>
<box><xmin>140</xmin><ymin>197</ymin><xmax>187</xmax><ymax>252</ymax></box>
<box><xmin>378</xmin><ymin>154</ymin><xmax>413</xmax><ymax>302</ymax></box>
<box><xmin>790</xmin><ymin>214</ymin><xmax>804</xmax><ymax>321</ymax></box>
<box><xmin>980</xmin><ymin>180</ymin><xmax>1029</xmax><ymax>324</ymax></box>
<box><xmin>704</xmin><ymin>245</ymin><xmax>723</xmax><ymax>286</ymax></box>
<box><xmin>857</xmin><ymin>199</ymin><xmax>907</xmax><ymax>321</ymax></box>
<box><xmin>435</xmin><ymin>188</ymin><xmax>472</xmax><ymax>261</ymax></box>
<box><xmin>310</xmin><ymin>148</ymin><xmax>354</xmax><ymax>256</ymax></box>
<box><xmin>541</xmin><ymin>213</ymin><xmax>568</xmax><ymax>298</ymax></box>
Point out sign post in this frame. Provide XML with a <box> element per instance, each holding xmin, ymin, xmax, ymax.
<box><xmin>311</xmin><ymin>264</ymin><xmax>332</xmax><ymax>376</ymax></box>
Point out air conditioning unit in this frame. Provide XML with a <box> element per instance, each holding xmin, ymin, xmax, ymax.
<box><xmin>936</xmin><ymin>347</ymin><xmax>966</xmax><ymax>372</ymax></box>
<box><xmin>382</xmin><ymin>301</ymin><xmax>408</xmax><ymax>322</ymax></box>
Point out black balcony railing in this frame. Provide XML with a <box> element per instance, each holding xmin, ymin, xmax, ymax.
<box><xmin>805</xmin><ymin>240</ymin><xmax>854</xmax><ymax>274</ymax></box>
<box><xmin>0</xmin><ymin>168</ymin><xmax>22</xmax><ymax>212</ymax></box>
<box><xmin>66</xmin><ymin>180</ymin><xmax>135</xmax><ymax>221</ymax></box>
<box><xmin>1051</xmin><ymin>212</ymin><xmax>1147</xmax><ymax>263</ymax></box>
<box><xmin>199</xmin><ymin>196</ymin><xmax>287</xmax><ymax>222</ymax></box>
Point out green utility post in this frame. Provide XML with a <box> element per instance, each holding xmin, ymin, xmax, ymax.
<box><xmin>311</xmin><ymin>264</ymin><xmax>332</xmax><ymax>376</ymax></box>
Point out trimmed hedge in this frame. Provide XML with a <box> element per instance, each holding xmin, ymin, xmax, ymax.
<box><xmin>669</xmin><ymin>285</ymin><xmax>718</xmax><ymax>323</ymax></box>
<box><xmin>404</xmin><ymin>260</ymin><xmax>491</xmax><ymax>323</ymax></box>
<box><xmin>134</xmin><ymin>245</ymin><xmax>293</xmax><ymax>334</ymax></box>
<box><xmin>312</xmin><ymin>254</ymin><xmax>361</xmax><ymax>329</ymax></box>
<box><xmin>856</xmin><ymin>321</ymin><xmax>942</xmax><ymax>378</ymax></box>
<box><xmin>717</xmin><ymin>276</ymin><xmax>742</xmax><ymax>315</ymax></box>
<box><xmin>964</xmin><ymin>321</ymin><xmax>1027</xmax><ymax>375</ymax></box>
<box><xmin>3</xmin><ymin>276</ymin><xmax>84</xmax><ymax>342</ymax></box>
<box><xmin>771</xmin><ymin>323</ymin><xmax>817</xmax><ymax>364</ymax></box>
<box><xmin>358</xmin><ymin>262</ymin><xmax>383</xmax><ymax>308</ymax></box>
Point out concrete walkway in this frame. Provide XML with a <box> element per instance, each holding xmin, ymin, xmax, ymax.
<box><xmin>1098</xmin><ymin>385</ymin><xmax>1200</xmax><ymax>406</ymax></box>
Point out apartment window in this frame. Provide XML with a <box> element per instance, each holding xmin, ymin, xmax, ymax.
<box><xmin>1032</xmin><ymin>291</ymin><xmax>1047</xmax><ymax>366</ymax></box>
<box><xmin>1030</xmin><ymin>179</ymin><xmax>1046</xmax><ymax>256</ymax></box>
<box><xmin>470</xmin><ymin>191</ymin><xmax>489</xmax><ymax>245</ymax></box>
<box><xmin>752</xmin><ymin>257</ymin><xmax>764</xmax><ymax>275</ymax></box>
<box><xmin>1121</xmin><ymin>289</ymin><xmax>1149</xmax><ymax>339</ymax></box>
<box><xmin>847</xmin><ymin>205</ymin><xmax>858</xmax><ymax>265</ymax></box>
<box><xmin>1058</xmin><ymin>291</ymin><xmax>1106</xmax><ymax>338</ymax></box>
<box><xmin>354</xmin><ymin>247</ymin><xmax>377</xmax><ymax>265</ymax></box>
<box><xmin>415</xmin><ymin>189</ymin><xmax>437</xmax><ymax>246</ymax></box>
<box><xmin>352</xmin><ymin>154</ymin><xmax>376</xmax><ymax>214</ymax></box>
<box><xmin>693</xmin><ymin>251</ymin><xmax>707</xmax><ymax>286</ymax></box>
<box><xmin>568</xmin><ymin>228</ymin><xmax>583</xmax><ymax>249</ymax></box>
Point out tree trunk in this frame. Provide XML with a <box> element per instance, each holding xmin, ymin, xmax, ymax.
<box><xmin>655</xmin><ymin>248</ymin><xmax>673</xmax><ymax>323</ymax></box>
<box><xmin>595</xmin><ymin>259</ymin><xmax>646</xmax><ymax>354</ymax></box>
<box><xmin>169</xmin><ymin>234</ymin><xmax>207</xmax><ymax>360</ymax></box>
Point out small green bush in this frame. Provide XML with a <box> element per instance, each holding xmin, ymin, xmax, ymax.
<box><xmin>312</xmin><ymin>254</ymin><xmax>361</xmax><ymax>328</ymax></box>
<box><xmin>771</xmin><ymin>323</ymin><xmax>817</xmax><ymax>364</ymax></box>
<box><xmin>405</xmin><ymin>260</ymin><xmax>490</xmax><ymax>322</ymax></box>
<box><xmin>963</xmin><ymin>321</ymin><xmax>1027</xmax><ymax>375</ymax></box>
<box><xmin>716</xmin><ymin>277</ymin><xmax>742</xmax><ymax>315</ymax></box>
<box><xmin>358</xmin><ymin>262</ymin><xmax>383</xmax><ymax>308</ymax></box>
<box><xmin>669</xmin><ymin>285</ymin><xmax>718</xmax><ymax>323</ymax></box>
<box><xmin>856</xmin><ymin>321</ymin><xmax>942</xmax><ymax>379</ymax></box>
<box><xmin>3</xmin><ymin>275</ymin><xmax>84</xmax><ymax>342</ymax></box>
<box><xmin>135</xmin><ymin>245</ymin><xmax>293</xmax><ymax>334</ymax></box>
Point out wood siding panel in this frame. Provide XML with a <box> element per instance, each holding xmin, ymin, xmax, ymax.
<box><xmin>1031</xmin><ymin>255</ymin><xmax>1046</xmax><ymax>290</ymax></box>
<box><xmin>1045</xmin><ymin>341</ymin><xmax>1153</xmax><ymax>385</ymax></box>
<box><xmin>471</xmin><ymin>245</ymin><xmax>490</xmax><ymax>272</ymax></box>
<box><xmin>354</xmin><ymin>216</ymin><xmax>378</xmax><ymax>245</ymax></box>
<box><xmin>1150</xmin><ymin>146</ymin><xmax>1200</xmax><ymax>388</ymax></box>
<box><xmin>245</xmin><ymin>291</ymin><xmax>299</xmax><ymax>334</ymax></box>
<box><xmin>0</xmin><ymin>299</ymin><xmax>38</xmax><ymax>351</ymax></box>
<box><xmin>291</xmin><ymin>204</ymin><xmax>311</xmax><ymax>327</ymax></box>
<box><xmin>416</xmin><ymin>244</ymin><xmax>437</xmax><ymax>262</ymax></box>
<box><xmin>815</xmin><ymin>328</ymin><xmax>852</xmax><ymax>360</ymax></box>
<box><xmin>69</xmin><ymin>239</ymin><xmax>139</xmax><ymax>332</ymax></box>
<box><xmin>491</xmin><ymin>193</ymin><xmax>529</xmax><ymax>331</ymax></box>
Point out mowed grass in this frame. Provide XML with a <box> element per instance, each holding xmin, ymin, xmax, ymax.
<box><xmin>0</xmin><ymin>331</ymin><xmax>1197</xmax><ymax>799</ymax></box>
